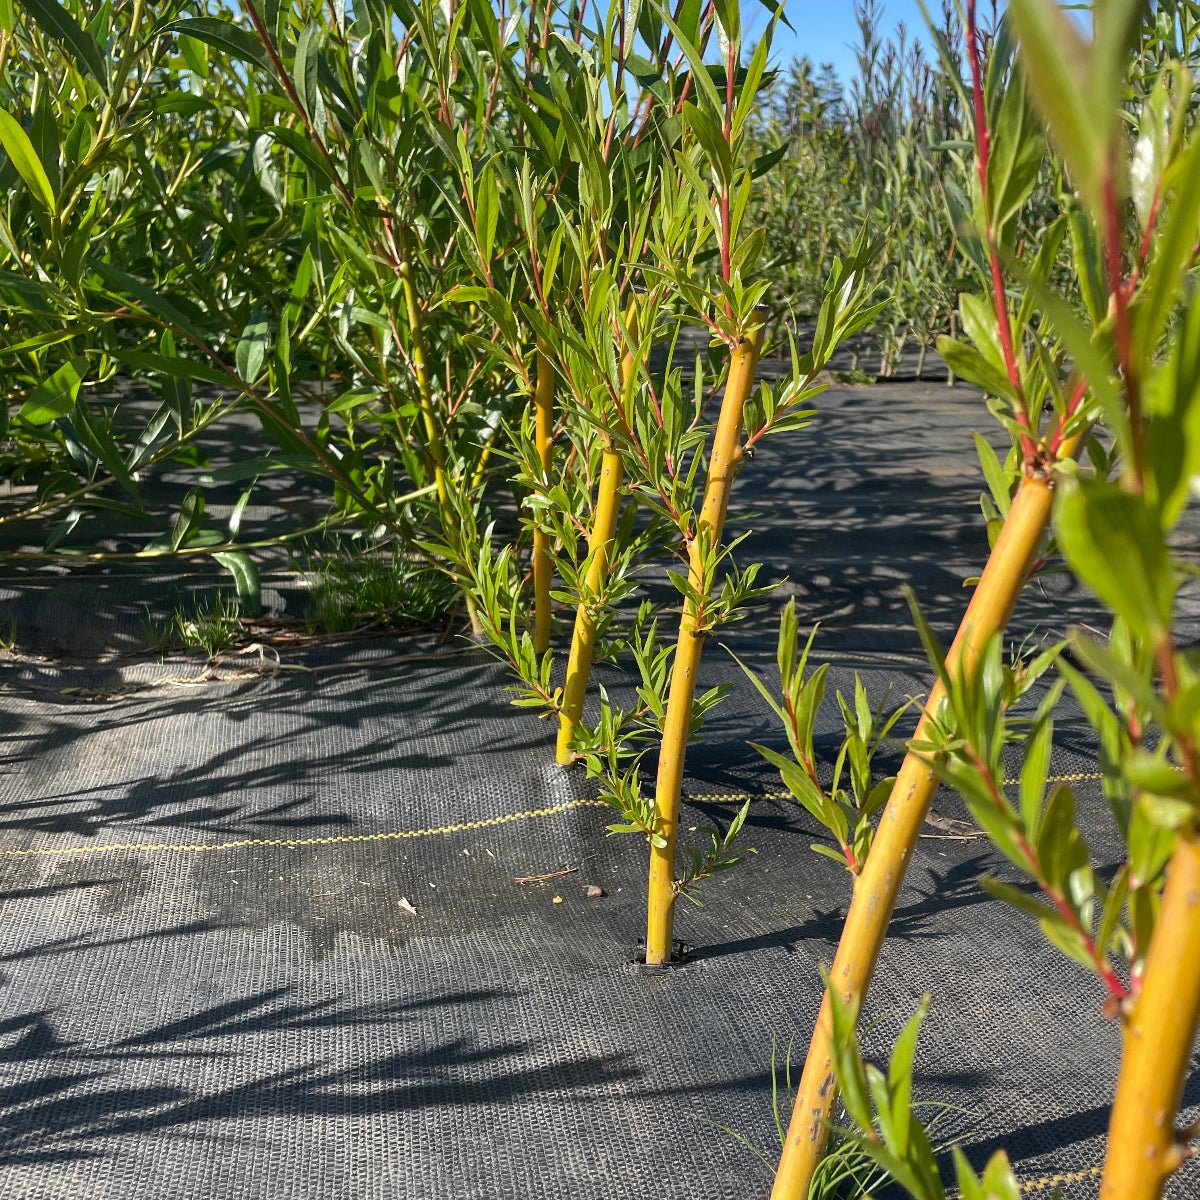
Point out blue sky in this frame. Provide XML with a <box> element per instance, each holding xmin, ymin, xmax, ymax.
<box><xmin>763</xmin><ymin>1</ymin><xmax>935</xmax><ymax>87</ymax></box>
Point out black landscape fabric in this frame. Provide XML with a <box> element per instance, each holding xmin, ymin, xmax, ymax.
<box><xmin>0</xmin><ymin>378</ymin><xmax>1197</xmax><ymax>1199</ymax></box>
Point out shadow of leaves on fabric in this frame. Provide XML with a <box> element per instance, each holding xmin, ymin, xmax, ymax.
<box><xmin>0</xmin><ymin>982</ymin><xmax>640</xmax><ymax>1169</ymax></box>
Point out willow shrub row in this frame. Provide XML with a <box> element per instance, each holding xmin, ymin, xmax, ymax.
<box><xmin>769</xmin><ymin>3</ymin><xmax>1200</xmax><ymax>1197</ymax></box>
<box><xmin>3</xmin><ymin>2</ymin><xmax>1200</xmax><ymax>1198</ymax></box>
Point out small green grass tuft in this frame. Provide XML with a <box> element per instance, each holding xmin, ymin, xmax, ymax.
<box><xmin>307</xmin><ymin>546</ymin><xmax>455</xmax><ymax>635</ymax></box>
<box><xmin>691</xmin><ymin>1032</ymin><xmax>889</xmax><ymax>1198</ymax></box>
<box><xmin>692</xmin><ymin>1030</ymin><xmax>964</xmax><ymax>1199</ymax></box>
<box><xmin>832</xmin><ymin>368</ymin><xmax>877</xmax><ymax>386</ymax></box>
<box><xmin>807</xmin><ymin>1133</ymin><xmax>888</xmax><ymax>1199</ymax></box>
<box><xmin>689</xmin><ymin>1112</ymin><xmax>885</xmax><ymax>1199</ymax></box>
<box><xmin>147</xmin><ymin>592</ymin><xmax>242</xmax><ymax>659</ymax></box>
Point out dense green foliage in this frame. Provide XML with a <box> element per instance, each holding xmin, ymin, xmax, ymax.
<box><xmin>5</xmin><ymin>3</ymin><xmax>1200</xmax><ymax>1195</ymax></box>
<box><xmin>751</xmin><ymin>0</ymin><xmax>971</xmax><ymax>374</ymax></box>
<box><xmin>815</xmin><ymin>3</ymin><xmax>1200</xmax><ymax>1196</ymax></box>
<box><xmin>0</xmin><ymin>0</ymin><xmax>1057</xmax><ymax>570</ymax></box>
<box><xmin>0</xmin><ymin>0</ymin><xmax>883</xmax><ymax>888</ymax></box>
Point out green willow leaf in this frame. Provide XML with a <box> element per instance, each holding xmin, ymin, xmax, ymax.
<box><xmin>293</xmin><ymin>20</ymin><xmax>325</xmax><ymax>127</ymax></box>
<box><xmin>72</xmin><ymin>402</ymin><xmax>140</xmax><ymax>501</ymax></box>
<box><xmin>236</xmin><ymin>315</ymin><xmax>270</xmax><ymax>383</ymax></box>
<box><xmin>159</xmin><ymin>17</ymin><xmax>270</xmax><ymax>71</ymax></box>
<box><xmin>936</xmin><ymin>336</ymin><xmax>1015</xmax><ymax>402</ymax></box>
<box><xmin>1137</xmin><ymin>131</ymin><xmax>1200</xmax><ymax>354</ymax></box>
<box><xmin>986</xmin><ymin>68</ymin><xmax>1044</xmax><ymax>237</ymax></box>
<box><xmin>0</xmin><ymin>109</ymin><xmax>56</xmax><ymax>213</ymax></box>
<box><xmin>266</xmin><ymin>124</ymin><xmax>335</xmax><ymax>185</ymax></box>
<box><xmin>655</xmin><ymin>3</ymin><xmax>723</xmax><ymax>117</ymax></box>
<box><xmin>1055</xmin><ymin>478</ymin><xmax>1175</xmax><ymax>642</ymax></box>
<box><xmin>23</xmin><ymin>0</ymin><xmax>107</xmax><ymax>90</ymax></box>
<box><xmin>89</xmin><ymin>261</ymin><xmax>208</xmax><ymax>345</ymax></box>
<box><xmin>214</xmin><ymin>551</ymin><xmax>262</xmax><ymax>616</ymax></box>
<box><xmin>1009</xmin><ymin>0</ymin><xmax>1101</xmax><ymax>213</ymax></box>
<box><xmin>112</xmin><ymin>350</ymin><xmax>229</xmax><ymax>388</ymax></box>
<box><xmin>19</xmin><ymin>357</ymin><xmax>85</xmax><ymax>425</ymax></box>
<box><xmin>169</xmin><ymin>489</ymin><xmax>205</xmax><ymax>552</ymax></box>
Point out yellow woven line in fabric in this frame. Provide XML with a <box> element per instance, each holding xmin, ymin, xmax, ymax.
<box><xmin>689</xmin><ymin>791</ymin><xmax>792</xmax><ymax>804</ymax></box>
<box><xmin>1019</xmin><ymin>1163</ymin><xmax>1102</xmax><ymax>1193</ymax></box>
<box><xmin>0</xmin><ymin>798</ymin><xmax>612</xmax><ymax>860</ymax></box>
<box><xmin>0</xmin><ymin>773</ymin><xmax>1105</xmax><ymax>861</ymax></box>
<box><xmin>689</xmin><ymin>773</ymin><xmax>1103</xmax><ymax>807</ymax></box>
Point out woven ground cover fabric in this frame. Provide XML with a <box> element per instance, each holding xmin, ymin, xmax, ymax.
<box><xmin>1</xmin><ymin>379</ymin><xmax>1198</xmax><ymax>1198</ymax></box>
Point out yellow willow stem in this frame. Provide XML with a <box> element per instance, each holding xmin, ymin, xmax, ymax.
<box><xmin>555</xmin><ymin>307</ymin><xmax>638</xmax><ymax>765</ymax></box>
<box><xmin>1099</xmin><ymin>830</ymin><xmax>1200</xmax><ymax>1200</ymax></box>
<box><xmin>468</xmin><ymin>421</ymin><xmax>502</xmax><ymax>495</ymax></box>
<box><xmin>533</xmin><ymin>340</ymin><xmax>555</xmax><ymax>656</ymax></box>
<box><xmin>644</xmin><ymin>323</ymin><xmax>765</xmax><ymax>965</ymax></box>
<box><xmin>397</xmin><ymin>226</ymin><xmax>448</xmax><ymax>515</ymax></box>
<box><xmin>771</xmin><ymin>466</ymin><xmax>1064</xmax><ymax>1198</ymax></box>
<box><xmin>397</xmin><ymin>225</ymin><xmax>482</xmax><ymax>636</ymax></box>
<box><xmin>555</xmin><ymin>446</ymin><xmax>624</xmax><ymax>764</ymax></box>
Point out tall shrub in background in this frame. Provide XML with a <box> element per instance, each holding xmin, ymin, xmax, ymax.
<box><xmin>433</xmin><ymin>0</ymin><xmax>745</xmax><ymax>753</ymax></box>
<box><xmin>0</xmin><ymin>0</ymin><xmax>481</xmax><ymax>604</ymax></box>
<box><xmin>206</xmin><ymin>0</ymin><xmax>544</xmax><ymax>632</ymax></box>
<box><xmin>0</xmin><ymin>0</ymin><xmax>308</xmax><ymax>584</ymax></box>
<box><xmin>750</xmin><ymin>0</ymin><xmax>972</xmax><ymax>375</ymax></box>
<box><xmin>412</xmin><ymin>0</ymin><xmax>889</xmax><ymax>946</ymax></box>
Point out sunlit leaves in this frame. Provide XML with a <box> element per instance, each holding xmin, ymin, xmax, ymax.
<box><xmin>160</xmin><ymin>16</ymin><xmax>270</xmax><ymax>71</ymax></box>
<box><xmin>213</xmin><ymin>550</ymin><xmax>262</xmax><ymax>616</ymax></box>
<box><xmin>18</xmin><ymin>356</ymin><xmax>84</xmax><ymax>425</ymax></box>
<box><xmin>936</xmin><ymin>335</ymin><xmax>1013</xmax><ymax>401</ymax></box>
<box><xmin>236</xmin><ymin>314</ymin><xmax>271</xmax><ymax>383</ymax></box>
<box><xmin>1054</xmin><ymin>478</ymin><xmax>1175</xmax><ymax>643</ymax></box>
<box><xmin>984</xmin><ymin>67</ymin><xmax>1044</xmax><ymax>241</ymax></box>
<box><xmin>945</xmin><ymin>290</ymin><xmax>1021</xmax><ymax>404</ymax></box>
<box><xmin>736</xmin><ymin>599</ymin><xmax>907</xmax><ymax>875</ymax></box>
<box><xmin>829</xmin><ymin>986</ymin><xmax>1025</xmax><ymax>1200</ymax></box>
<box><xmin>169</xmin><ymin>488</ymin><xmax>205</xmax><ymax>552</ymax></box>
<box><xmin>1136</xmin><ymin>126</ymin><xmax>1200</xmax><ymax>355</ymax></box>
<box><xmin>676</xmin><ymin>799</ymin><xmax>754</xmax><ymax>903</ymax></box>
<box><xmin>72</xmin><ymin>402</ymin><xmax>139</xmax><ymax>501</ymax></box>
<box><xmin>0</xmin><ymin>109</ymin><xmax>57</xmax><ymax>215</ymax></box>
<box><xmin>1008</xmin><ymin>0</ymin><xmax>1135</xmax><ymax>216</ymax></box>
<box><xmin>293</xmin><ymin>21</ymin><xmax>326</xmax><ymax>129</ymax></box>
<box><xmin>266</xmin><ymin>124</ymin><xmax>336</xmax><ymax>186</ymax></box>
<box><xmin>22</xmin><ymin>0</ymin><xmax>107</xmax><ymax>90</ymax></box>
<box><xmin>1132</xmin><ymin>71</ymin><xmax>1171</xmax><ymax>233</ymax></box>
<box><xmin>89</xmin><ymin>261</ymin><xmax>207</xmax><ymax>345</ymax></box>
<box><xmin>1145</xmin><ymin>293</ymin><xmax>1200</xmax><ymax>531</ymax></box>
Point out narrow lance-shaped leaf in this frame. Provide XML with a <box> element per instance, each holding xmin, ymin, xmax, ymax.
<box><xmin>89</xmin><ymin>261</ymin><xmax>208</xmax><ymax>345</ymax></box>
<box><xmin>169</xmin><ymin>489</ymin><xmax>206</xmax><ymax>552</ymax></box>
<box><xmin>236</xmin><ymin>315</ymin><xmax>271</xmax><ymax>383</ymax></box>
<box><xmin>214</xmin><ymin>551</ymin><xmax>262</xmax><ymax>616</ymax></box>
<box><xmin>1008</xmin><ymin>0</ymin><xmax>1102</xmax><ymax>214</ymax></box>
<box><xmin>23</xmin><ymin>0</ymin><xmax>108</xmax><ymax>90</ymax></box>
<box><xmin>986</xmin><ymin>68</ymin><xmax>1045</xmax><ymax>238</ymax></box>
<box><xmin>0</xmin><ymin>109</ymin><xmax>57</xmax><ymax>213</ymax></box>
<box><xmin>159</xmin><ymin>16</ymin><xmax>271</xmax><ymax>70</ymax></box>
<box><xmin>1137</xmin><ymin>126</ymin><xmax>1200</xmax><ymax>354</ymax></box>
<box><xmin>19</xmin><ymin>357</ymin><xmax>85</xmax><ymax>425</ymax></box>
<box><xmin>1055</xmin><ymin>478</ymin><xmax>1176</xmax><ymax>643</ymax></box>
<box><xmin>71</xmin><ymin>403</ymin><xmax>141</xmax><ymax>502</ymax></box>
